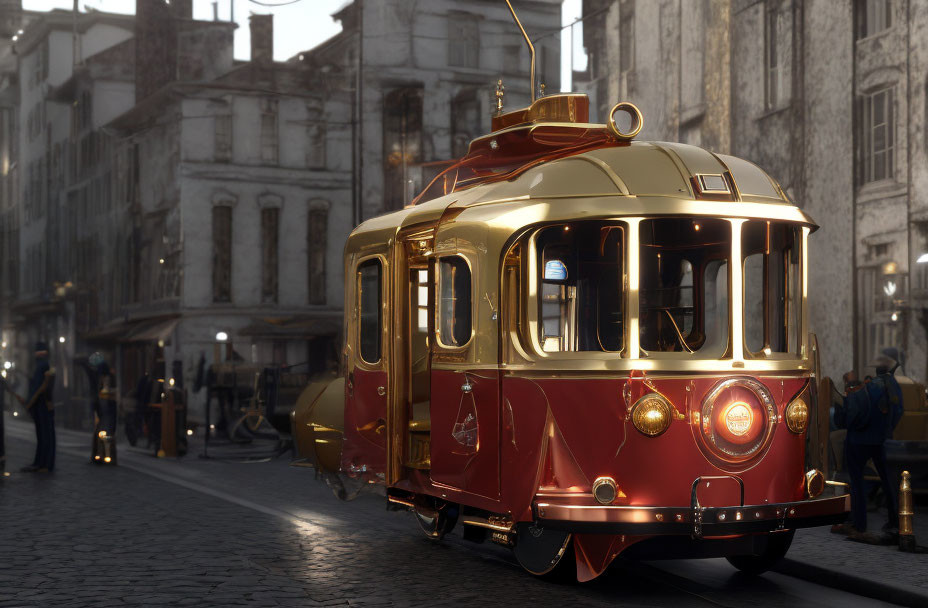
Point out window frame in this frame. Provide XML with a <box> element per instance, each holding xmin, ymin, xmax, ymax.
<box><xmin>859</xmin><ymin>86</ymin><xmax>895</xmax><ymax>185</ymax></box>
<box><xmin>741</xmin><ymin>221</ymin><xmax>804</xmax><ymax>360</ymax></box>
<box><xmin>357</xmin><ymin>257</ymin><xmax>384</xmax><ymax>366</ymax></box>
<box><xmin>434</xmin><ymin>254</ymin><xmax>474</xmax><ymax>350</ymax></box>
<box><xmin>521</xmin><ymin>221</ymin><xmax>629</xmax><ymax>360</ymax></box>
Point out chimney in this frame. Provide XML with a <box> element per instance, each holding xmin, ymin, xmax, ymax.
<box><xmin>250</xmin><ymin>14</ymin><xmax>273</xmax><ymax>65</ymax></box>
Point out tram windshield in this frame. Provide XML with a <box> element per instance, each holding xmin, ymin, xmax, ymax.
<box><xmin>742</xmin><ymin>221</ymin><xmax>802</xmax><ymax>356</ymax></box>
<box><xmin>639</xmin><ymin>218</ymin><xmax>730</xmax><ymax>356</ymax></box>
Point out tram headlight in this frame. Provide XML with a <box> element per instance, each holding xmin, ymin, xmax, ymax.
<box><xmin>631</xmin><ymin>393</ymin><xmax>673</xmax><ymax>437</ymax></box>
<box><xmin>697</xmin><ymin>378</ymin><xmax>777</xmax><ymax>467</ymax></box>
<box><xmin>786</xmin><ymin>398</ymin><xmax>809</xmax><ymax>434</ymax></box>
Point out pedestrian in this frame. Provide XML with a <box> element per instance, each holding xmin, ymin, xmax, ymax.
<box><xmin>833</xmin><ymin>352</ymin><xmax>904</xmax><ymax>542</ymax></box>
<box><xmin>89</xmin><ymin>352</ymin><xmax>118</xmax><ymax>464</ymax></box>
<box><xmin>20</xmin><ymin>342</ymin><xmax>56</xmax><ymax>473</ymax></box>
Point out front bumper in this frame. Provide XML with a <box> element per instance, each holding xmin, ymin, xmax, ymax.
<box><xmin>534</xmin><ymin>493</ymin><xmax>849</xmax><ymax>537</ymax></box>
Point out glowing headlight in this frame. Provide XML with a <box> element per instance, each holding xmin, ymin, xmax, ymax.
<box><xmin>697</xmin><ymin>377</ymin><xmax>777</xmax><ymax>467</ymax></box>
<box><xmin>631</xmin><ymin>393</ymin><xmax>673</xmax><ymax>437</ymax></box>
<box><xmin>786</xmin><ymin>398</ymin><xmax>809</xmax><ymax>434</ymax></box>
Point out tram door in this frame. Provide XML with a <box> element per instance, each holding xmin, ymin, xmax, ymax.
<box><xmin>429</xmin><ymin>253</ymin><xmax>501</xmax><ymax>500</ymax></box>
<box><xmin>342</xmin><ymin>256</ymin><xmax>389</xmax><ymax>477</ymax></box>
<box><xmin>405</xmin><ymin>265</ymin><xmax>432</xmax><ymax>470</ymax></box>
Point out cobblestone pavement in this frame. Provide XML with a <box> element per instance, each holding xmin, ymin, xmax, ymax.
<box><xmin>0</xmin><ymin>418</ymin><xmax>901</xmax><ymax>607</ymax></box>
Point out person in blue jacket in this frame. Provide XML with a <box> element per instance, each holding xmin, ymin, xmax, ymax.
<box><xmin>20</xmin><ymin>342</ymin><xmax>56</xmax><ymax>473</ymax></box>
<box><xmin>834</xmin><ymin>353</ymin><xmax>904</xmax><ymax>537</ymax></box>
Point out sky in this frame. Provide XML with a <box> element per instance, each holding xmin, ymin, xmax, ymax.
<box><xmin>23</xmin><ymin>0</ymin><xmax>346</xmax><ymax>61</ymax></box>
<box><xmin>24</xmin><ymin>0</ymin><xmax>587</xmax><ymax>90</ymax></box>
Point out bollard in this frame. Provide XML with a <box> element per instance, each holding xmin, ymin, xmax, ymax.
<box><xmin>899</xmin><ymin>470</ymin><xmax>916</xmax><ymax>552</ymax></box>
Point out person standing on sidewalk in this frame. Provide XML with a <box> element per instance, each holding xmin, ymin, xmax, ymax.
<box><xmin>91</xmin><ymin>354</ymin><xmax>118</xmax><ymax>464</ymax></box>
<box><xmin>834</xmin><ymin>354</ymin><xmax>904</xmax><ymax>540</ymax></box>
<box><xmin>21</xmin><ymin>342</ymin><xmax>56</xmax><ymax>473</ymax></box>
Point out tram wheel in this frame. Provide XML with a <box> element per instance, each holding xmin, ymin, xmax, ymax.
<box><xmin>414</xmin><ymin>498</ymin><xmax>458</xmax><ymax>540</ymax></box>
<box><xmin>512</xmin><ymin>522</ymin><xmax>575</xmax><ymax>580</ymax></box>
<box><xmin>726</xmin><ymin>529</ymin><xmax>795</xmax><ymax>575</ymax></box>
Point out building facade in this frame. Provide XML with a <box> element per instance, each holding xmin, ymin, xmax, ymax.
<box><xmin>581</xmin><ymin>0</ymin><xmax>928</xmax><ymax>384</ymax></box>
<box><xmin>0</xmin><ymin>0</ymin><xmax>563</xmax><ymax>428</ymax></box>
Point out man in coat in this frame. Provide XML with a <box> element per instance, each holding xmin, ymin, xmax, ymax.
<box><xmin>21</xmin><ymin>342</ymin><xmax>56</xmax><ymax>473</ymax></box>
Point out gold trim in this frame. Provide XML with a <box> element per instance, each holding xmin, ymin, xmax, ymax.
<box><xmin>606</xmin><ymin>102</ymin><xmax>643</xmax><ymax>141</ymax></box>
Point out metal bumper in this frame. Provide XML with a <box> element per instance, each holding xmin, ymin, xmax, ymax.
<box><xmin>534</xmin><ymin>493</ymin><xmax>850</xmax><ymax>537</ymax></box>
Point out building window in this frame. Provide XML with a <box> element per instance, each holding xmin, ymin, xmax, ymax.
<box><xmin>358</xmin><ymin>259</ymin><xmax>382</xmax><ymax>364</ymax></box>
<box><xmin>856</xmin><ymin>0</ymin><xmax>891</xmax><ymax>39</ymax></box>
<box><xmin>306</xmin><ymin>99</ymin><xmax>326</xmax><ymax>169</ymax></box>
<box><xmin>260</xmin><ymin>99</ymin><xmax>278</xmax><ymax>165</ymax></box>
<box><xmin>437</xmin><ymin>256</ymin><xmax>472</xmax><ymax>348</ymax></box>
<box><xmin>502</xmin><ymin>45</ymin><xmax>521</xmax><ymax>75</ymax></box>
<box><xmin>215</xmin><ymin>114</ymin><xmax>232</xmax><ymax>163</ymax></box>
<box><xmin>212</xmin><ymin>205</ymin><xmax>233</xmax><ymax>302</ymax></box>
<box><xmin>859</xmin><ymin>87</ymin><xmax>894</xmax><ymax>184</ymax></box>
<box><xmin>451</xmin><ymin>90</ymin><xmax>480</xmax><ymax>158</ymax></box>
<box><xmin>383</xmin><ymin>87</ymin><xmax>424</xmax><ymax>211</ymax></box>
<box><xmin>261</xmin><ymin>207</ymin><xmax>279</xmax><ymax>304</ymax></box>
<box><xmin>448</xmin><ymin>13</ymin><xmax>479</xmax><ymax>68</ymax></box>
<box><xmin>308</xmin><ymin>203</ymin><xmax>327</xmax><ymax>305</ymax></box>
<box><xmin>765</xmin><ymin>6</ymin><xmax>787</xmax><ymax>111</ymax></box>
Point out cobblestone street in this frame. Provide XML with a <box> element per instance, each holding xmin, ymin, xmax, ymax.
<box><xmin>0</xmin><ymin>418</ymin><xmax>908</xmax><ymax>607</ymax></box>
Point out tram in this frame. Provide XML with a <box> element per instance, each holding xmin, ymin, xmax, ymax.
<box><xmin>291</xmin><ymin>8</ymin><xmax>848</xmax><ymax>583</ymax></box>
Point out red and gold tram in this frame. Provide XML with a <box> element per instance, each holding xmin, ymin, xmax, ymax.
<box><xmin>292</xmin><ymin>91</ymin><xmax>848</xmax><ymax>581</ymax></box>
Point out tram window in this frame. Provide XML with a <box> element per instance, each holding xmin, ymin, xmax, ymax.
<box><xmin>358</xmin><ymin>260</ymin><xmax>382</xmax><ymax>363</ymax></box>
<box><xmin>743</xmin><ymin>222</ymin><xmax>802</xmax><ymax>355</ymax></box>
<box><xmin>437</xmin><ymin>257</ymin><xmax>472</xmax><ymax>347</ymax></box>
<box><xmin>535</xmin><ymin>222</ymin><xmax>625</xmax><ymax>353</ymax></box>
<box><xmin>639</xmin><ymin>219</ymin><xmax>730</xmax><ymax>355</ymax></box>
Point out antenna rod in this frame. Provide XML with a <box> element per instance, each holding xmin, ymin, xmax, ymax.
<box><xmin>504</xmin><ymin>0</ymin><xmax>536</xmax><ymax>102</ymax></box>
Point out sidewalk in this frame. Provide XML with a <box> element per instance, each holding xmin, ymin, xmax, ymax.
<box><xmin>4</xmin><ymin>412</ymin><xmax>928</xmax><ymax>606</ymax></box>
<box><xmin>780</xmin><ymin>501</ymin><xmax>928</xmax><ymax>607</ymax></box>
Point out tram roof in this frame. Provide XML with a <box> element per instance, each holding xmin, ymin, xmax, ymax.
<box><xmin>348</xmin><ymin>135</ymin><xmax>817</xmax><ymax>250</ymax></box>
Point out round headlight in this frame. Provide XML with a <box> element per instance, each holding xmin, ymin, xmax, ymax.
<box><xmin>631</xmin><ymin>393</ymin><xmax>673</xmax><ymax>437</ymax></box>
<box><xmin>786</xmin><ymin>398</ymin><xmax>809</xmax><ymax>434</ymax></box>
<box><xmin>697</xmin><ymin>377</ymin><xmax>777</xmax><ymax>467</ymax></box>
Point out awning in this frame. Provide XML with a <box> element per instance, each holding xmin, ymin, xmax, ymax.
<box><xmin>238</xmin><ymin>316</ymin><xmax>339</xmax><ymax>339</ymax></box>
<box><xmin>79</xmin><ymin>319</ymin><xmax>142</xmax><ymax>343</ymax></box>
<box><xmin>124</xmin><ymin>317</ymin><xmax>181</xmax><ymax>343</ymax></box>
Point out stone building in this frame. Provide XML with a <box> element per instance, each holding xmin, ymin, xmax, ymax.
<box><xmin>0</xmin><ymin>0</ymin><xmax>563</xmax><ymax>427</ymax></box>
<box><xmin>296</xmin><ymin>0</ymin><xmax>563</xmax><ymax>223</ymax></box>
<box><xmin>580</xmin><ymin>0</ymin><xmax>928</xmax><ymax>384</ymax></box>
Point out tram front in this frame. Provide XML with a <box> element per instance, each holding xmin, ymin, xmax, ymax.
<box><xmin>496</xmin><ymin>161</ymin><xmax>848</xmax><ymax>579</ymax></box>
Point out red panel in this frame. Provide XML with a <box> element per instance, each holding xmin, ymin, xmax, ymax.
<box><xmin>341</xmin><ymin>367</ymin><xmax>388</xmax><ymax>478</ymax></box>
<box><xmin>499</xmin><ymin>374</ymin><xmax>809</xmax><ymax>519</ymax></box>
<box><xmin>429</xmin><ymin>369</ymin><xmax>500</xmax><ymax>500</ymax></box>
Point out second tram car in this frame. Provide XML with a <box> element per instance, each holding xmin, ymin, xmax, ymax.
<box><xmin>291</xmin><ymin>85</ymin><xmax>848</xmax><ymax>581</ymax></box>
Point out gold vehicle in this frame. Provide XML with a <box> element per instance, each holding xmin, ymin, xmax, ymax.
<box><xmin>287</xmin><ymin>1</ymin><xmax>846</xmax><ymax>581</ymax></box>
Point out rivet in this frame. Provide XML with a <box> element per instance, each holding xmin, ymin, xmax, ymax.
<box><xmin>489</xmin><ymin>139</ymin><xmax>499</xmax><ymax>150</ymax></box>
<box><xmin>675</xmin><ymin>513</ymin><xmax>683</xmax><ymax>522</ymax></box>
<box><xmin>789</xmin><ymin>508</ymin><xmax>795</xmax><ymax>516</ymax></box>
<box><xmin>755</xmin><ymin>511</ymin><xmax>761</xmax><ymax>519</ymax></box>
<box><xmin>655</xmin><ymin>513</ymin><xmax>664</xmax><ymax>521</ymax></box>
<box><xmin>718</xmin><ymin>512</ymin><xmax>726</xmax><ymax>521</ymax></box>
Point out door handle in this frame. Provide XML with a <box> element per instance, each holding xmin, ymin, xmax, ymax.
<box><xmin>461</xmin><ymin>382</ymin><xmax>472</xmax><ymax>393</ymax></box>
<box><xmin>377</xmin><ymin>386</ymin><xmax>386</xmax><ymax>396</ymax></box>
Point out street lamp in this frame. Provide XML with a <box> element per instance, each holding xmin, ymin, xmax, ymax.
<box><xmin>58</xmin><ymin>336</ymin><xmax>65</xmax><ymax>344</ymax></box>
<box><xmin>215</xmin><ymin>331</ymin><xmax>228</xmax><ymax>342</ymax></box>
<box><xmin>918</xmin><ymin>253</ymin><xmax>928</xmax><ymax>264</ymax></box>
